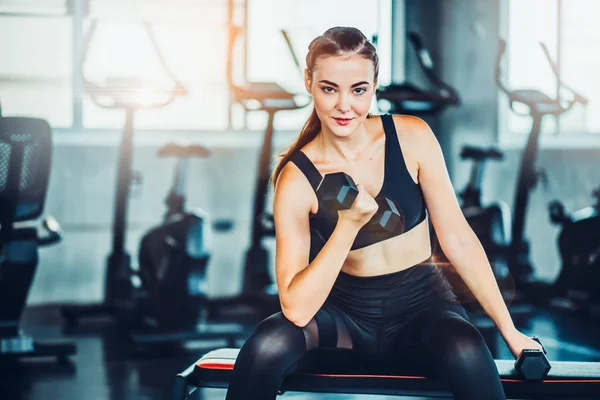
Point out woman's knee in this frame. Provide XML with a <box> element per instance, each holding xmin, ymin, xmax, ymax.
<box><xmin>226</xmin><ymin>313</ymin><xmax>309</xmax><ymax>400</ymax></box>
<box><xmin>423</xmin><ymin>312</ymin><xmax>505</xmax><ymax>399</ymax></box>
<box><xmin>425</xmin><ymin>311</ymin><xmax>491</xmax><ymax>368</ymax></box>
<box><xmin>239</xmin><ymin>312</ymin><xmax>307</xmax><ymax>365</ymax></box>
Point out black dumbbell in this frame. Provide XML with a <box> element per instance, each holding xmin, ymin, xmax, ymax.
<box><xmin>316</xmin><ymin>172</ymin><xmax>403</xmax><ymax>232</ymax></box>
<box><xmin>514</xmin><ymin>336</ymin><xmax>551</xmax><ymax>380</ymax></box>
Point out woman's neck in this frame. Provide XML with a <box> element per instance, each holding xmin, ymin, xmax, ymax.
<box><xmin>318</xmin><ymin>121</ymin><xmax>373</xmax><ymax>163</ymax></box>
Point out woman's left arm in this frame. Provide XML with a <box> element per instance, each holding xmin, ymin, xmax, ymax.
<box><xmin>402</xmin><ymin>116</ymin><xmax>543</xmax><ymax>357</ymax></box>
<box><xmin>404</xmin><ymin>117</ymin><xmax>518</xmax><ymax>336</ymax></box>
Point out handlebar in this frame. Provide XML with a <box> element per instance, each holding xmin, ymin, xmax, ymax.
<box><xmin>82</xmin><ymin>19</ymin><xmax>188</xmax><ymax>109</ymax></box>
<box><xmin>496</xmin><ymin>39</ymin><xmax>588</xmax><ymax>116</ymax></box>
<box><xmin>407</xmin><ymin>32</ymin><xmax>461</xmax><ymax>105</ymax></box>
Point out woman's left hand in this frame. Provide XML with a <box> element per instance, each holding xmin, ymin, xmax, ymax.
<box><xmin>503</xmin><ymin>329</ymin><xmax>544</xmax><ymax>359</ymax></box>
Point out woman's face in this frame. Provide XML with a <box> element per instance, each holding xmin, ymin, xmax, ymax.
<box><xmin>305</xmin><ymin>54</ymin><xmax>376</xmax><ymax>138</ymax></box>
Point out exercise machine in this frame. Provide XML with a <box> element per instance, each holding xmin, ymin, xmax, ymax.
<box><xmin>376</xmin><ymin>32</ymin><xmax>460</xmax><ymax>116</ymax></box>
<box><xmin>130</xmin><ymin>143</ymin><xmax>243</xmax><ymax>346</ymax></box>
<box><xmin>60</xmin><ymin>19</ymin><xmax>186</xmax><ymax>326</ymax></box>
<box><xmin>60</xmin><ymin>20</ymin><xmax>243</xmax><ymax>347</ymax></box>
<box><xmin>548</xmin><ymin>185</ymin><xmax>600</xmax><ymax>316</ymax></box>
<box><xmin>207</xmin><ymin>28</ymin><xmax>310</xmax><ymax>321</ymax></box>
<box><xmin>495</xmin><ymin>39</ymin><xmax>588</xmax><ymax>301</ymax></box>
<box><xmin>444</xmin><ymin>146</ymin><xmax>514</xmax><ymax>308</ymax></box>
<box><xmin>173</xmin><ymin>346</ymin><xmax>600</xmax><ymax>400</ymax></box>
<box><xmin>0</xmin><ymin>116</ymin><xmax>76</xmax><ymax>362</ymax></box>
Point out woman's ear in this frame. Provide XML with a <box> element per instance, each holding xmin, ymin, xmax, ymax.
<box><xmin>304</xmin><ymin>68</ymin><xmax>312</xmax><ymax>94</ymax></box>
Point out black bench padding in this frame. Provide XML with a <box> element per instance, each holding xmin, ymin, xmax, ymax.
<box><xmin>174</xmin><ymin>348</ymin><xmax>600</xmax><ymax>399</ymax></box>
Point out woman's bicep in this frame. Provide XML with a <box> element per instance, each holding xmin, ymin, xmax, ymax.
<box><xmin>272</xmin><ymin>166</ymin><xmax>313</xmax><ymax>299</ymax></box>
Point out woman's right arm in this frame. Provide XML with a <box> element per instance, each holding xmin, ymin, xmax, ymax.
<box><xmin>273</xmin><ymin>163</ymin><xmax>374</xmax><ymax>327</ymax></box>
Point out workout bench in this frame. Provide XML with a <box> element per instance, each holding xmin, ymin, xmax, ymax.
<box><xmin>174</xmin><ymin>348</ymin><xmax>600</xmax><ymax>399</ymax></box>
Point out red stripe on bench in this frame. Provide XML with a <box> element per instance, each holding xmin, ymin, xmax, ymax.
<box><xmin>302</xmin><ymin>373</ymin><xmax>428</xmax><ymax>379</ymax></box>
<box><xmin>196</xmin><ymin>361</ymin><xmax>600</xmax><ymax>383</ymax></box>
<box><xmin>197</xmin><ymin>363</ymin><xmax>235</xmax><ymax>370</ymax></box>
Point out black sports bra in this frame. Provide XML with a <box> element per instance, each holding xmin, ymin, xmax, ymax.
<box><xmin>289</xmin><ymin>114</ymin><xmax>427</xmax><ymax>261</ymax></box>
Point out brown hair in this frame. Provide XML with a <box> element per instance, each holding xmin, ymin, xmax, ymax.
<box><xmin>271</xmin><ymin>26</ymin><xmax>379</xmax><ymax>187</ymax></box>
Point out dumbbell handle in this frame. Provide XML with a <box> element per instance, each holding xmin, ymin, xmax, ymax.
<box><xmin>530</xmin><ymin>336</ymin><xmax>547</xmax><ymax>354</ymax></box>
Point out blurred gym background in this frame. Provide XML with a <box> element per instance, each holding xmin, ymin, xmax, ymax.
<box><xmin>0</xmin><ymin>0</ymin><xmax>599</xmax><ymax>399</ymax></box>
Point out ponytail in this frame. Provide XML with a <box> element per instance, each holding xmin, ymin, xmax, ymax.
<box><xmin>271</xmin><ymin>108</ymin><xmax>321</xmax><ymax>188</ymax></box>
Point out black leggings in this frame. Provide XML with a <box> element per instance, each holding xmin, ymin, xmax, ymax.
<box><xmin>226</xmin><ymin>262</ymin><xmax>506</xmax><ymax>400</ymax></box>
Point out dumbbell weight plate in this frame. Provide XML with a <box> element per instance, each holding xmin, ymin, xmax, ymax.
<box><xmin>316</xmin><ymin>172</ymin><xmax>359</xmax><ymax>211</ymax></box>
<box><xmin>371</xmin><ymin>197</ymin><xmax>405</xmax><ymax>233</ymax></box>
<box><xmin>514</xmin><ymin>336</ymin><xmax>551</xmax><ymax>380</ymax></box>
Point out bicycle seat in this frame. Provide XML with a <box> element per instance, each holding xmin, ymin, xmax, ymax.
<box><xmin>157</xmin><ymin>143</ymin><xmax>211</xmax><ymax>158</ymax></box>
<box><xmin>460</xmin><ymin>145</ymin><xmax>504</xmax><ymax>161</ymax></box>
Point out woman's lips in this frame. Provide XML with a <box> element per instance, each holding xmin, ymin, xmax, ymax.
<box><xmin>333</xmin><ymin>117</ymin><xmax>353</xmax><ymax>126</ymax></box>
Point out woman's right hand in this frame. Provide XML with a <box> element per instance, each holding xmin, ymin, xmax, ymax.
<box><xmin>337</xmin><ymin>183</ymin><xmax>379</xmax><ymax>229</ymax></box>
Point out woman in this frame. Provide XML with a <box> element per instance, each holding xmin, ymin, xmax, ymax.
<box><xmin>225</xmin><ymin>26</ymin><xmax>541</xmax><ymax>400</ymax></box>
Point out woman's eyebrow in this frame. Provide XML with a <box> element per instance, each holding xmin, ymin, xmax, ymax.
<box><xmin>318</xmin><ymin>80</ymin><xmax>370</xmax><ymax>88</ymax></box>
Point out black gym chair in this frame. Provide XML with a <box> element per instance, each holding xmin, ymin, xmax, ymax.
<box><xmin>0</xmin><ymin>116</ymin><xmax>76</xmax><ymax>362</ymax></box>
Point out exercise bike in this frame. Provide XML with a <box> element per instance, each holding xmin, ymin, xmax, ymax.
<box><xmin>207</xmin><ymin>28</ymin><xmax>311</xmax><ymax>321</ymax></box>
<box><xmin>61</xmin><ymin>20</ymin><xmax>242</xmax><ymax>348</ymax></box>
<box><xmin>132</xmin><ymin>143</ymin><xmax>242</xmax><ymax>346</ymax></box>
<box><xmin>442</xmin><ymin>146</ymin><xmax>516</xmax><ymax>309</ymax></box>
<box><xmin>376</xmin><ymin>31</ymin><xmax>460</xmax><ymax>115</ymax></box>
<box><xmin>547</xmin><ymin>185</ymin><xmax>600</xmax><ymax>317</ymax></box>
<box><xmin>495</xmin><ymin>39</ymin><xmax>588</xmax><ymax>304</ymax></box>
<box><xmin>0</xmin><ymin>116</ymin><xmax>76</xmax><ymax>363</ymax></box>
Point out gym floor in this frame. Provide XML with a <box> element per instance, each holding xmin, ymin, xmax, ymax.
<box><xmin>2</xmin><ymin>305</ymin><xmax>600</xmax><ymax>400</ymax></box>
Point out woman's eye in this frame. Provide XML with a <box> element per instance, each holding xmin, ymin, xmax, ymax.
<box><xmin>354</xmin><ymin>87</ymin><xmax>367</xmax><ymax>95</ymax></box>
<box><xmin>322</xmin><ymin>87</ymin><xmax>335</xmax><ymax>93</ymax></box>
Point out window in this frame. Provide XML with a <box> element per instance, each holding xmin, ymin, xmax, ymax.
<box><xmin>0</xmin><ymin>12</ymin><xmax>73</xmax><ymax>127</ymax></box>
<box><xmin>83</xmin><ymin>0</ymin><xmax>235</xmax><ymax>130</ymax></box>
<box><xmin>505</xmin><ymin>0</ymin><xmax>599</xmax><ymax>136</ymax></box>
<box><xmin>0</xmin><ymin>0</ymin><xmax>391</xmax><ymax>132</ymax></box>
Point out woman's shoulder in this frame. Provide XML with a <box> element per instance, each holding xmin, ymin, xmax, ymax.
<box><xmin>385</xmin><ymin>114</ymin><xmax>436</xmax><ymax>146</ymax></box>
<box><xmin>277</xmin><ymin>155</ymin><xmax>316</xmax><ymax>194</ymax></box>
<box><xmin>378</xmin><ymin>114</ymin><xmax>439</xmax><ymax>166</ymax></box>
<box><xmin>386</xmin><ymin>113</ymin><xmax>431</xmax><ymax>131</ymax></box>
<box><xmin>275</xmin><ymin>157</ymin><xmax>317</xmax><ymax>214</ymax></box>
